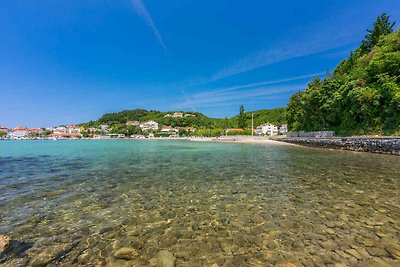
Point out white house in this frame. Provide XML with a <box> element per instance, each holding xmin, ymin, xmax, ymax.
<box><xmin>29</xmin><ymin>128</ymin><xmax>44</xmax><ymax>135</ymax></box>
<box><xmin>8</xmin><ymin>131</ymin><xmax>29</xmax><ymax>138</ymax></box>
<box><xmin>53</xmin><ymin>125</ymin><xmax>80</xmax><ymax>134</ymax></box>
<box><xmin>100</xmin><ymin>125</ymin><xmax>110</xmax><ymax>132</ymax></box>
<box><xmin>8</xmin><ymin>127</ymin><xmax>29</xmax><ymax>138</ymax></box>
<box><xmin>126</xmin><ymin>121</ymin><xmax>139</xmax><ymax>126</ymax></box>
<box><xmin>279</xmin><ymin>124</ymin><xmax>288</xmax><ymax>135</ymax></box>
<box><xmin>160</xmin><ymin>126</ymin><xmax>178</xmax><ymax>134</ymax></box>
<box><xmin>176</xmin><ymin>126</ymin><xmax>196</xmax><ymax>132</ymax></box>
<box><xmin>0</xmin><ymin>126</ymin><xmax>9</xmax><ymax>133</ymax></box>
<box><xmin>87</xmin><ymin>127</ymin><xmax>100</xmax><ymax>133</ymax></box>
<box><xmin>139</xmin><ymin>121</ymin><xmax>159</xmax><ymax>131</ymax></box>
<box><xmin>66</xmin><ymin>126</ymin><xmax>80</xmax><ymax>134</ymax></box>
<box><xmin>172</xmin><ymin>112</ymin><xmax>183</xmax><ymax>118</ymax></box>
<box><xmin>255</xmin><ymin>123</ymin><xmax>279</xmax><ymax>136</ymax></box>
<box><xmin>54</xmin><ymin>126</ymin><xmax>67</xmax><ymax>133</ymax></box>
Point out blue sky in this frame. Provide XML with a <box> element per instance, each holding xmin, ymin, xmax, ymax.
<box><xmin>1</xmin><ymin>0</ymin><xmax>399</xmax><ymax>127</ymax></box>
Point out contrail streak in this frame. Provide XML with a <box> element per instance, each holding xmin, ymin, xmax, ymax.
<box><xmin>131</xmin><ymin>0</ymin><xmax>167</xmax><ymax>51</ymax></box>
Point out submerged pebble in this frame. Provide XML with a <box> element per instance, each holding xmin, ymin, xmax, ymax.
<box><xmin>0</xmin><ymin>141</ymin><xmax>399</xmax><ymax>266</ymax></box>
<box><xmin>151</xmin><ymin>250</ymin><xmax>176</xmax><ymax>267</ymax></box>
<box><xmin>114</xmin><ymin>247</ymin><xmax>139</xmax><ymax>260</ymax></box>
<box><xmin>0</xmin><ymin>235</ymin><xmax>10</xmax><ymax>254</ymax></box>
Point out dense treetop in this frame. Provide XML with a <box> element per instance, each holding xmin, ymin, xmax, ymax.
<box><xmin>287</xmin><ymin>14</ymin><xmax>399</xmax><ymax>135</ymax></box>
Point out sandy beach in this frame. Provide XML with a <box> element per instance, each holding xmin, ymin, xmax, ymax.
<box><xmin>205</xmin><ymin>135</ymin><xmax>297</xmax><ymax>146</ymax></box>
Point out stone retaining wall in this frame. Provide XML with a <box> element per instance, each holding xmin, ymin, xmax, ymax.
<box><xmin>287</xmin><ymin>131</ymin><xmax>335</xmax><ymax>138</ymax></box>
<box><xmin>279</xmin><ymin>138</ymin><xmax>400</xmax><ymax>156</ymax></box>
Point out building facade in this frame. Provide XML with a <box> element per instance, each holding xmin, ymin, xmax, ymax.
<box><xmin>139</xmin><ymin>121</ymin><xmax>159</xmax><ymax>131</ymax></box>
<box><xmin>0</xmin><ymin>126</ymin><xmax>9</xmax><ymax>133</ymax></box>
<box><xmin>172</xmin><ymin>112</ymin><xmax>183</xmax><ymax>118</ymax></box>
<box><xmin>279</xmin><ymin>124</ymin><xmax>288</xmax><ymax>135</ymax></box>
<box><xmin>8</xmin><ymin>127</ymin><xmax>29</xmax><ymax>138</ymax></box>
<box><xmin>126</xmin><ymin>121</ymin><xmax>139</xmax><ymax>126</ymax></box>
<box><xmin>255</xmin><ymin>123</ymin><xmax>279</xmax><ymax>136</ymax></box>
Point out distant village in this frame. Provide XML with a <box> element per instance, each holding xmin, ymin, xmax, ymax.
<box><xmin>1</xmin><ymin>112</ymin><xmax>287</xmax><ymax>140</ymax></box>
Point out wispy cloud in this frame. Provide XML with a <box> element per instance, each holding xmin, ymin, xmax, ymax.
<box><xmin>175</xmin><ymin>84</ymin><xmax>306</xmax><ymax>109</ymax></box>
<box><xmin>131</xmin><ymin>0</ymin><xmax>167</xmax><ymax>51</ymax></box>
<box><xmin>175</xmin><ymin>72</ymin><xmax>324</xmax><ymax>109</ymax></box>
<box><xmin>210</xmin><ymin>4</ymin><xmax>375</xmax><ymax>82</ymax></box>
<box><xmin>196</xmin><ymin>72</ymin><xmax>324</xmax><ymax>99</ymax></box>
<box><xmin>212</xmin><ymin>39</ymin><xmax>349</xmax><ymax>82</ymax></box>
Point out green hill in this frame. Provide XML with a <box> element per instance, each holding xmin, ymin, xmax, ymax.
<box><xmin>80</xmin><ymin>107</ymin><xmax>286</xmax><ymax>135</ymax></box>
<box><xmin>82</xmin><ymin>109</ymin><xmax>224</xmax><ymax>129</ymax></box>
<box><xmin>287</xmin><ymin>14</ymin><xmax>400</xmax><ymax>135</ymax></box>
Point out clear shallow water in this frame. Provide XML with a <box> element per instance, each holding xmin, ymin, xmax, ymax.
<box><xmin>0</xmin><ymin>140</ymin><xmax>399</xmax><ymax>267</ymax></box>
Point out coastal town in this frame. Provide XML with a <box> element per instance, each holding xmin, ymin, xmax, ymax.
<box><xmin>0</xmin><ymin>111</ymin><xmax>288</xmax><ymax>140</ymax></box>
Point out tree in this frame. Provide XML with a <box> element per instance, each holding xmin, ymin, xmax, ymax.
<box><xmin>223</xmin><ymin>116</ymin><xmax>229</xmax><ymax>130</ymax></box>
<box><xmin>360</xmin><ymin>13</ymin><xmax>395</xmax><ymax>53</ymax></box>
<box><xmin>286</xmin><ymin>18</ymin><xmax>400</xmax><ymax>136</ymax></box>
<box><xmin>43</xmin><ymin>130</ymin><xmax>53</xmax><ymax>136</ymax></box>
<box><xmin>238</xmin><ymin>105</ymin><xmax>246</xmax><ymax>129</ymax></box>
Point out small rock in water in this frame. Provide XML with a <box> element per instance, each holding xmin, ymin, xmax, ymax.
<box><xmin>366</xmin><ymin>247</ymin><xmax>389</xmax><ymax>257</ymax></box>
<box><xmin>114</xmin><ymin>247</ymin><xmax>139</xmax><ymax>260</ymax></box>
<box><xmin>99</xmin><ymin>226</ymin><xmax>114</xmax><ymax>234</ymax></box>
<box><xmin>345</xmin><ymin>248</ymin><xmax>362</xmax><ymax>260</ymax></box>
<box><xmin>361</xmin><ymin>238</ymin><xmax>375</xmax><ymax>247</ymax></box>
<box><xmin>0</xmin><ymin>235</ymin><xmax>10</xmax><ymax>253</ymax></box>
<box><xmin>338</xmin><ymin>213</ymin><xmax>349</xmax><ymax>222</ymax></box>
<box><xmin>153</xmin><ymin>250</ymin><xmax>176</xmax><ymax>267</ymax></box>
<box><xmin>353</xmin><ymin>258</ymin><xmax>394</xmax><ymax>267</ymax></box>
<box><xmin>384</xmin><ymin>242</ymin><xmax>400</xmax><ymax>259</ymax></box>
<box><xmin>320</xmin><ymin>240</ymin><xmax>337</xmax><ymax>251</ymax></box>
<box><xmin>275</xmin><ymin>262</ymin><xmax>298</xmax><ymax>267</ymax></box>
<box><xmin>30</xmin><ymin>251</ymin><xmax>57</xmax><ymax>267</ymax></box>
<box><xmin>29</xmin><ymin>244</ymin><xmax>74</xmax><ymax>266</ymax></box>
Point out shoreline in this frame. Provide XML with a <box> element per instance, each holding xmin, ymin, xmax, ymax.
<box><xmin>210</xmin><ymin>136</ymin><xmax>295</xmax><ymax>146</ymax></box>
<box><xmin>3</xmin><ymin>136</ymin><xmax>400</xmax><ymax>156</ymax></box>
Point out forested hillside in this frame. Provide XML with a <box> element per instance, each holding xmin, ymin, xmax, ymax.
<box><xmin>80</xmin><ymin>107</ymin><xmax>286</xmax><ymax>134</ymax></box>
<box><xmin>95</xmin><ymin>109</ymin><xmax>223</xmax><ymax>129</ymax></box>
<box><xmin>287</xmin><ymin>14</ymin><xmax>400</xmax><ymax>135</ymax></box>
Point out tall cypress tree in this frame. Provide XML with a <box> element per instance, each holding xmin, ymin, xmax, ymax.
<box><xmin>238</xmin><ymin>105</ymin><xmax>246</xmax><ymax>129</ymax></box>
<box><xmin>360</xmin><ymin>13</ymin><xmax>395</xmax><ymax>53</ymax></box>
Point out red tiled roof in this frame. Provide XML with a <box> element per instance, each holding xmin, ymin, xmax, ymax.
<box><xmin>14</xmin><ymin>127</ymin><xmax>28</xmax><ymax>131</ymax></box>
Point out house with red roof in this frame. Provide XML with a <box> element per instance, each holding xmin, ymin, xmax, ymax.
<box><xmin>0</xmin><ymin>126</ymin><xmax>9</xmax><ymax>133</ymax></box>
<box><xmin>8</xmin><ymin>127</ymin><xmax>29</xmax><ymax>138</ymax></box>
<box><xmin>29</xmin><ymin>128</ymin><xmax>44</xmax><ymax>135</ymax></box>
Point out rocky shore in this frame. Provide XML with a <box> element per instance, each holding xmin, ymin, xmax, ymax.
<box><xmin>279</xmin><ymin>137</ymin><xmax>400</xmax><ymax>155</ymax></box>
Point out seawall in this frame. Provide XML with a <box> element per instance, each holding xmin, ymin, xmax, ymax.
<box><xmin>279</xmin><ymin>137</ymin><xmax>400</xmax><ymax>156</ymax></box>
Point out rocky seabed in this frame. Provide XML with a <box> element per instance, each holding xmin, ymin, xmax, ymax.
<box><xmin>1</xmin><ymin>141</ymin><xmax>399</xmax><ymax>266</ymax></box>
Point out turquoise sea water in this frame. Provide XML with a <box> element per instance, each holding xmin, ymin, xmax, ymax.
<box><xmin>0</xmin><ymin>140</ymin><xmax>400</xmax><ymax>266</ymax></box>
